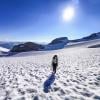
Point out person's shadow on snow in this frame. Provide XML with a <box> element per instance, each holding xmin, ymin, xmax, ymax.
<box><xmin>43</xmin><ymin>73</ymin><xmax>55</xmax><ymax>93</ymax></box>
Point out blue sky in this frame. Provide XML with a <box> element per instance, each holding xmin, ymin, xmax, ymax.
<box><xmin>0</xmin><ymin>0</ymin><xmax>100</xmax><ymax>42</ymax></box>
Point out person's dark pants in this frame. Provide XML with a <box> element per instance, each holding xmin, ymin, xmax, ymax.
<box><xmin>53</xmin><ymin>65</ymin><xmax>57</xmax><ymax>73</ymax></box>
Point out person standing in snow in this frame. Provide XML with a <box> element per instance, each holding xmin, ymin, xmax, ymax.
<box><xmin>52</xmin><ymin>55</ymin><xmax>58</xmax><ymax>74</ymax></box>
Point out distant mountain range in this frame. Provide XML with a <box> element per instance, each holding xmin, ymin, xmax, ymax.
<box><xmin>0</xmin><ymin>42</ymin><xmax>23</xmax><ymax>49</ymax></box>
<box><xmin>0</xmin><ymin>32</ymin><xmax>100</xmax><ymax>53</ymax></box>
<box><xmin>69</xmin><ymin>32</ymin><xmax>100</xmax><ymax>42</ymax></box>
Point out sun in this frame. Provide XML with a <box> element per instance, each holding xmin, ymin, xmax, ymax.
<box><xmin>62</xmin><ymin>6</ymin><xmax>75</xmax><ymax>21</ymax></box>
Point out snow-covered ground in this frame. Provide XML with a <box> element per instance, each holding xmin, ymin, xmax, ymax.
<box><xmin>0</xmin><ymin>40</ymin><xmax>100</xmax><ymax>100</ymax></box>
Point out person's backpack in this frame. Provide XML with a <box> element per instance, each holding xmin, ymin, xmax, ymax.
<box><xmin>53</xmin><ymin>58</ymin><xmax>57</xmax><ymax>64</ymax></box>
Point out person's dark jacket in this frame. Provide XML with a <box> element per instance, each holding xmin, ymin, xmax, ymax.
<box><xmin>52</xmin><ymin>55</ymin><xmax>58</xmax><ymax>73</ymax></box>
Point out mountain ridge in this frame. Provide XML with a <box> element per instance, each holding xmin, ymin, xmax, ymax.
<box><xmin>0</xmin><ymin>32</ymin><xmax>100</xmax><ymax>53</ymax></box>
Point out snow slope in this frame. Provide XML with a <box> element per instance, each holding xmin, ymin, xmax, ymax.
<box><xmin>0</xmin><ymin>46</ymin><xmax>9</xmax><ymax>56</ymax></box>
<box><xmin>0</xmin><ymin>47</ymin><xmax>9</xmax><ymax>52</ymax></box>
<box><xmin>0</xmin><ymin>41</ymin><xmax>100</xmax><ymax>100</ymax></box>
<box><xmin>66</xmin><ymin>39</ymin><xmax>100</xmax><ymax>48</ymax></box>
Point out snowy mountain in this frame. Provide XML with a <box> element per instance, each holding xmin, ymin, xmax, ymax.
<box><xmin>49</xmin><ymin>37</ymin><xmax>68</xmax><ymax>45</ymax></box>
<box><xmin>1</xmin><ymin>32</ymin><xmax>100</xmax><ymax>53</ymax></box>
<box><xmin>44</xmin><ymin>32</ymin><xmax>100</xmax><ymax>50</ymax></box>
<box><xmin>69</xmin><ymin>32</ymin><xmax>100</xmax><ymax>43</ymax></box>
<box><xmin>44</xmin><ymin>37</ymin><xmax>68</xmax><ymax>50</ymax></box>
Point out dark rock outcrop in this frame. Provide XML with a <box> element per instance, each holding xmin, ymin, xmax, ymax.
<box><xmin>10</xmin><ymin>42</ymin><xmax>44</xmax><ymax>52</ymax></box>
<box><xmin>88</xmin><ymin>44</ymin><xmax>100</xmax><ymax>48</ymax></box>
